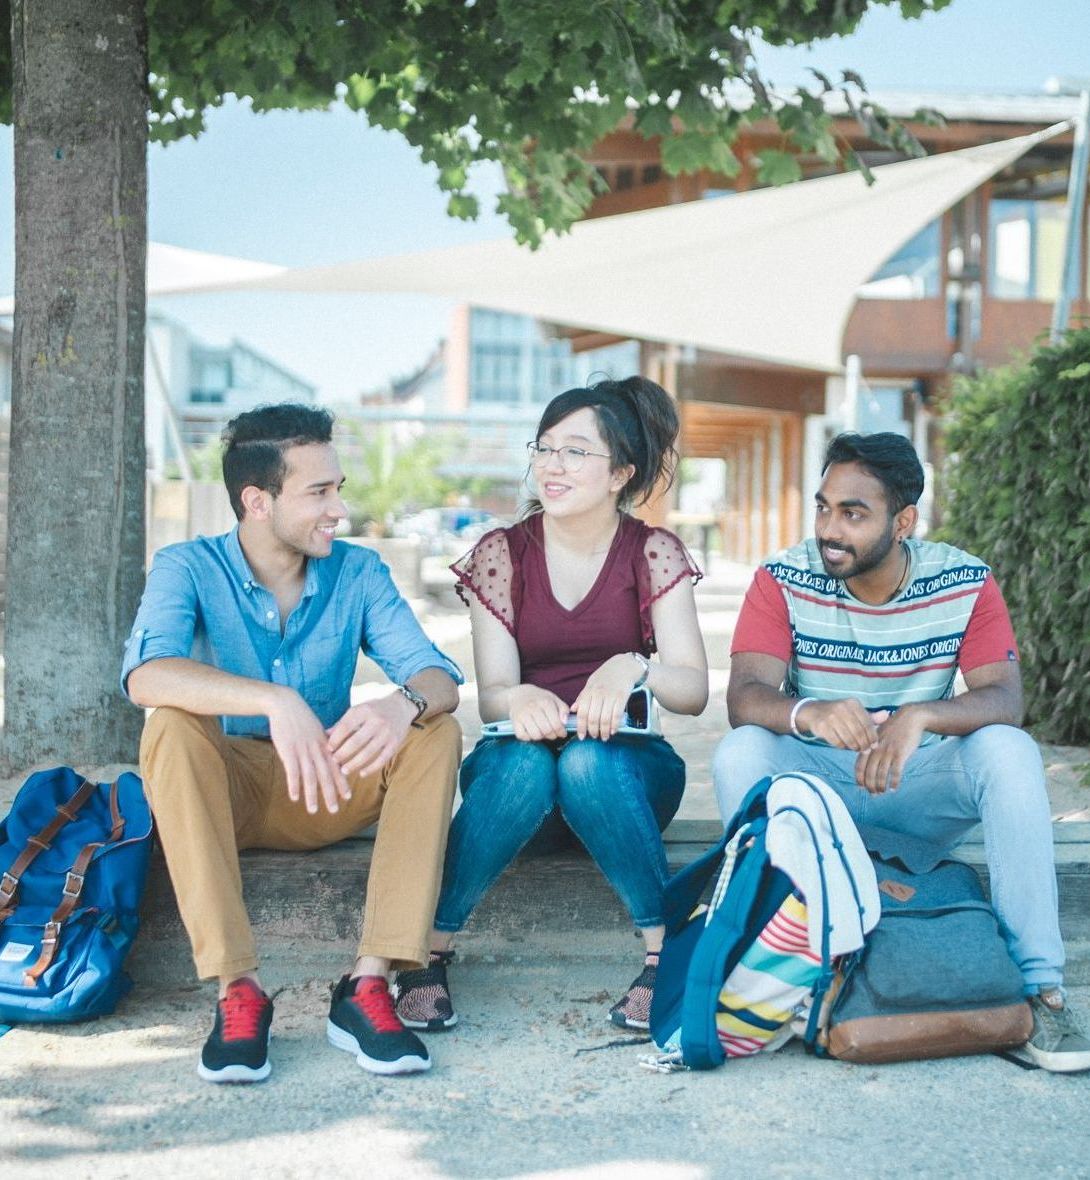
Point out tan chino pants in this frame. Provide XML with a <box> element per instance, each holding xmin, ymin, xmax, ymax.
<box><xmin>139</xmin><ymin>706</ymin><xmax>461</xmax><ymax>980</ymax></box>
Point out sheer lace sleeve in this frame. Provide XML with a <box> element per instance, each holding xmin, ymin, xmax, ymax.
<box><xmin>635</xmin><ymin>527</ymin><xmax>704</xmax><ymax>650</ymax></box>
<box><xmin>449</xmin><ymin>528</ymin><xmax>517</xmax><ymax>636</ymax></box>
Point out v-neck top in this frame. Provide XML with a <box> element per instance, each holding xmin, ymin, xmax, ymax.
<box><xmin>451</xmin><ymin>512</ymin><xmax>701</xmax><ymax>706</ymax></box>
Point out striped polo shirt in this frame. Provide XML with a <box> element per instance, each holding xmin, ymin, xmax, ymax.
<box><xmin>731</xmin><ymin>537</ymin><xmax>1018</xmax><ymax>745</ymax></box>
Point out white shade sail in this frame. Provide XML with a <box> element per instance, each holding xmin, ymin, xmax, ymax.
<box><xmin>202</xmin><ymin>124</ymin><xmax>1067</xmax><ymax>374</ymax></box>
<box><xmin>0</xmin><ymin>242</ymin><xmax>285</xmax><ymax>315</ymax></box>
<box><xmin>145</xmin><ymin>242</ymin><xmax>287</xmax><ymax>294</ymax></box>
<box><xmin>0</xmin><ymin>124</ymin><xmax>1068</xmax><ymax>372</ymax></box>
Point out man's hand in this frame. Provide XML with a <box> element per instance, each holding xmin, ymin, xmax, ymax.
<box><xmin>854</xmin><ymin>705</ymin><xmax>928</xmax><ymax>794</ymax></box>
<box><xmin>267</xmin><ymin>690</ymin><xmax>352</xmax><ymax>816</ymax></box>
<box><xmin>327</xmin><ymin>692</ymin><xmax>417</xmax><ymax>781</ymax></box>
<box><xmin>507</xmin><ymin>684</ymin><xmax>570</xmax><ymax>742</ymax></box>
<box><xmin>571</xmin><ymin>654</ymin><xmax>642</xmax><ymax>740</ymax></box>
<box><xmin>796</xmin><ymin>698</ymin><xmax>889</xmax><ymax>751</ymax></box>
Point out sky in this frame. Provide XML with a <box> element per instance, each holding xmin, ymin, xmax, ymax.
<box><xmin>1</xmin><ymin>0</ymin><xmax>1089</xmax><ymax>403</ymax></box>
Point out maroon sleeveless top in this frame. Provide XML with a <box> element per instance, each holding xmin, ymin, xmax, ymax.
<box><xmin>451</xmin><ymin>512</ymin><xmax>702</xmax><ymax>706</ymax></box>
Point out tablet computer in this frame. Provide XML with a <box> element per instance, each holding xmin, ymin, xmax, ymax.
<box><xmin>480</xmin><ymin>686</ymin><xmax>661</xmax><ymax>738</ymax></box>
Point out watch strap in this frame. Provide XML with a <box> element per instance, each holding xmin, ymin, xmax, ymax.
<box><xmin>397</xmin><ymin>684</ymin><xmax>428</xmax><ymax>722</ymax></box>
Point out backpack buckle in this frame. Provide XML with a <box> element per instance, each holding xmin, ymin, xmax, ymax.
<box><xmin>62</xmin><ymin>870</ymin><xmax>85</xmax><ymax>898</ymax></box>
<box><xmin>0</xmin><ymin>870</ymin><xmax>17</xmax><ymax>901</ymax></box>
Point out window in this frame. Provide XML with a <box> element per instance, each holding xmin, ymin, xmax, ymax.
<box><xmin>988</xmin><ymin>198</ymin><xmax>1065</xmax><ymax>301</ymax></box>
<box><xmin>472</xmin><ymin>343</ymin><xmax>522</xmax><ymax>403</ymax></box>
<box><xmin>858</xmin><ymin>219</ymin><xmax>942</xmax><ymax>300</ymax></box>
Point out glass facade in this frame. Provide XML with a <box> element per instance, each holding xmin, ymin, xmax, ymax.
<box><xmin>467</xmin><ymin>308</ymin><xmax>640</xmax><ymax>409</ymax></box>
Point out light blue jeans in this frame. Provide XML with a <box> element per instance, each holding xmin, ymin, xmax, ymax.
<box><xmin>712</xmin><ymin>724</ymin><xmax>1064</xmax><ymax>993</ymax></box>
<box><xmin>434</xmin><ymin>734</ymin><xmax>685</xmax><ymax>932</ymax></box>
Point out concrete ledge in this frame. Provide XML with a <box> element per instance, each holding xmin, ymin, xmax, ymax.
<box><xmin>131</xmin><ymin>820</ymin><xmax>1090</xmax><ymax>986</ymax></box>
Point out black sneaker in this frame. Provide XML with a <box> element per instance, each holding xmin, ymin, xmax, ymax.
<box><xmin>393</xmin><ymin>950</ymin><xmax>458</xmax><ymax>1031</ymax></box>
<box><xmin>327</xmin><ymin>974</ymin><xmax>431</xmax><ymax>1075</ymax></box>
<box><xmin>197</xmin><ymin>977</ymin><xmax>273</xmax><ymax>1084</ymax></box>
<box><xmin>609</xmin><ymin>961</ymin><xmax>658</xmax><ymax>1031</ymax></box>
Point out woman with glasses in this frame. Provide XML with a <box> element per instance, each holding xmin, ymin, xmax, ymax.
<box><xmin>393</xmin><ymin>376</ymin><xmax>709</xmax><ymax>1033</ymax></box>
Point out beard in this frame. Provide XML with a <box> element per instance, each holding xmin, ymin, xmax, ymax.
<box><xmin>819</xmin><ymin>518</ymin><xmax>897</xmax><ymax>581</ymax></box>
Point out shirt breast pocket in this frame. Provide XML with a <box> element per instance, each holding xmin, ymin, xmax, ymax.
<box><xmin>301</xmin><ymin>633</ymin><xmax>355</xmax><ymax>706</ymax></box>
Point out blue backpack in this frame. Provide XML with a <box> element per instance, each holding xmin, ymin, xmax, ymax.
<box><xmin>650</xmin><ymin>774</ymin><xmax>875</xmax><ymax>1069</ymax></box>
<box><xmin>0</xmin><ymin>767</ymin><xmax>153</xmax><ymax>1024</ymax></box>
<box><xmin>820</xmin><ymin>825</ymin><xmax>1032</xmax><ymax>1062</ymax></box>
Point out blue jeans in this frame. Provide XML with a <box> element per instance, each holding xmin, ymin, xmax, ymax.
<box><xmin>434</xmin><ymin>734</ymin><xmax>686</xmax><ymax>931</ymax></box>
<box><xmin>712</xmin><ymin>724</ymin><xmax>1064</xmax><ymax>992</ymax></box>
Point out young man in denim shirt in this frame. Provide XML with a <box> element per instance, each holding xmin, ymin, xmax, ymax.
<box><xmin>123</xmin><ymin>404</ymin><xmax>462</xmax><ymax>1082</ymax></box>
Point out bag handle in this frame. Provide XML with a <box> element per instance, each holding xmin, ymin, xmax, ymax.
<box><xmin>0</xmin><ymin>775</ymin><xmax>107</xmax><ymax>923</ymax></box>
<box><xmin>22</xmin><ymin>780</ymin><xmax>125</xmax><ymax>986</ymax></box>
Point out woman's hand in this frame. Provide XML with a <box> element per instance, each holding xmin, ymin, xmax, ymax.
<box><xmin>571</xmin><ymin>653</ymin><xmax>643</xmax><ymax>740</ymax></box>
<box><xmin>508</xmin><ymin>684</ymin><xmax>571</xmax><ymax>742</ymax></box>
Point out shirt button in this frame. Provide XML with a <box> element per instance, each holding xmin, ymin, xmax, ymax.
<box><xmin>266</xmin><ymin>610</ymin><xmax>276</xmax><ymax>620</ymax></box>
<box><xmin>272</xmin><ymin>659</ymin><xmax>281</xmax><ymax>667</ymax></box>
<box><xmin>243</xmin><ymin>581</ymin><xmax>251</xmax><ymax>590</ymax></box>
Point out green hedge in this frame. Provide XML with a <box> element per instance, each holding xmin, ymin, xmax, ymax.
<box><xmin>938</xmin><ymin>328</ymin><xmax>1090</xmax><ymax>745</ymax></box>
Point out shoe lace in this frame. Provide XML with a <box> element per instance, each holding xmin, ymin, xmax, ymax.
<box><xmin>350</xmin><ymin>978</ymin><xmax>403</xmax><ymax>1033</ymax></box>
<box><xmin>220</xmin><ymin>983</ymin><xmax>267</xmax><ymax>1043</ymax></box>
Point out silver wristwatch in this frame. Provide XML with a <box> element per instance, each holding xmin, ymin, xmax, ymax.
<box><xmin>397</xmin><ymin>684</ymin><xmax>428</xmax><ymax>722</ymax></box>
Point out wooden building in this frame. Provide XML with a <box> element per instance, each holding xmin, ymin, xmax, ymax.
<box><xmin>573</xmin><ymin>92</ymin><xmax>1086</xmax><ymax>559</ymax></box>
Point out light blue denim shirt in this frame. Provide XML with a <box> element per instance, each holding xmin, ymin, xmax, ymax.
<box><xmin>121</xmin><ymin>528</ymin><xmax>462</xmax><ymax>738</ymax></box>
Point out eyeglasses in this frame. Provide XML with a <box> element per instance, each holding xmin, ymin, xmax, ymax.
<box><xmin>526</xmin><ymin>442</ymin><xmax>611</xmax><ymax>473</ymax></box>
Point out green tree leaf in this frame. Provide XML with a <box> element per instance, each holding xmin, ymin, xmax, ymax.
<box><xmin>755</xmin><ymin>148</ymin><xmax>802</xmax><ymax>186</ymax></box>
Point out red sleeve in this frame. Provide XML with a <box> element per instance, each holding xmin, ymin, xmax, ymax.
<box><xmin>449</xmin><ymin>528</ymin><xmax>516</xmax><ymax>637</ymax></box>
<box><xmin>730</xmin><ymin>566</ymin><xmax>793</xmax><ymax>663</ymax></box>
<box><xmin>958</xmin><ymin>573</ymin><xmax>1019</xmax><ymax>672</ymax></box>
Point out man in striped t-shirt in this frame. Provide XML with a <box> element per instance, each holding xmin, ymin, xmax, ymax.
<box><xmin>713</xmin><ymin>431</ymin><xmax>1089</xmax><ymax>1073</ymax></box>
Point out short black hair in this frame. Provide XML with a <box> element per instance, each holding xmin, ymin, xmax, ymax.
<box><xmin>822</xmin><ymin>431</ymin><xmax>924</xmax><ymax>514</ymax></box>
<box><xmin>221</xmin><ymin>402</ymin><xmax>334</xmax><ymax>520</ymax></box>
<box><xmin>533</xmin><ymin>375</ymin><xmax>679</xmax><ymax>509</ymax></box>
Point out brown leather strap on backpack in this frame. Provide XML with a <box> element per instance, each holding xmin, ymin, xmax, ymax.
<box><xmin>0</xmin><ymin>776</ymin><xmax>99</xmax><ymax>923</ymax></box>
<box><xmin>22</xmin><ymin>781</ymin><xmax>127</xmax><ymax>986</ymax></box>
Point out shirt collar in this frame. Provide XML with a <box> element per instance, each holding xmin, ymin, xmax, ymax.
<box><xmin>225</xmin><ymin>525</ymin><xmax>259</xmax><ymax>593</ymax></box>
<box><xmin>225</xmin><ymin>524</ymin><xmax>322</xmax><ymax>599</ymax></box>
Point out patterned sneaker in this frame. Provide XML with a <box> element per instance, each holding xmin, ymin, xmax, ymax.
<box><xmin>327</xmin><ymin>974</ymin><xmax>431</xmax><ymax>1075</ymax></box>
<box><xmin>609</xmin><ymin>957</ymin><xmax>658</xmax><ymax>1031</ymax></box>
<box><xmin>1022</xmin><ymin>990</ymin><xmax>1090</xmax><ymax>1073</ymax></box>
<box><xmin>393</xmin><ymin>950</ymin><xmax>458</xmax><ymax>1031</ymax></box>
<box><xmin>197</xmin><ymin>977</ymin><xmax>273</xmax><ymax>1084</ymax></box>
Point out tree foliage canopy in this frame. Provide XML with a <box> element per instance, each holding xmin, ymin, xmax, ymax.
<box><xmin>0</xmin><ymin>0</ymin><xmax>950</xmax><ymax>243</ymax></box>
<box><xmin>938</xmin><ymin>329</ymin><xmax>1090</xmax><ymax>747</ymax></box>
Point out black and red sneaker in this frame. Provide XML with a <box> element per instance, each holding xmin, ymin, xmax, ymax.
<box><xmin>197</xmin><ymin>977</ymin><xmax>273</xmax><ymax>1083</ymax></box>
<box><xmin>327</xmin><ymin>974</ymin><xmax>431</xmax><ymax>1075</ymax></box>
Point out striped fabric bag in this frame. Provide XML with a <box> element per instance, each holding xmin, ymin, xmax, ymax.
<box><xmin>646</xmin><ymin>773</ymin><xmax>879</xmax><ymax>1072</ymax></box>
<box><xmin>714</xmin><ymin>891</ymin><xmax>821</xmax><ymax>1057</ymax></box>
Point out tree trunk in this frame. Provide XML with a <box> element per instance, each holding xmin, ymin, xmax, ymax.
<box><xmin>4</xmin><ymin>0</ymin><xmax>147</xmax><ymax>771</ymax></box>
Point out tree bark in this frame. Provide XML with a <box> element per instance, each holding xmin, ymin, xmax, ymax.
<box><xmin>5</xmin><ymin>0</ymin><xmax>147</xmax><ymax>770</ymax></box>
